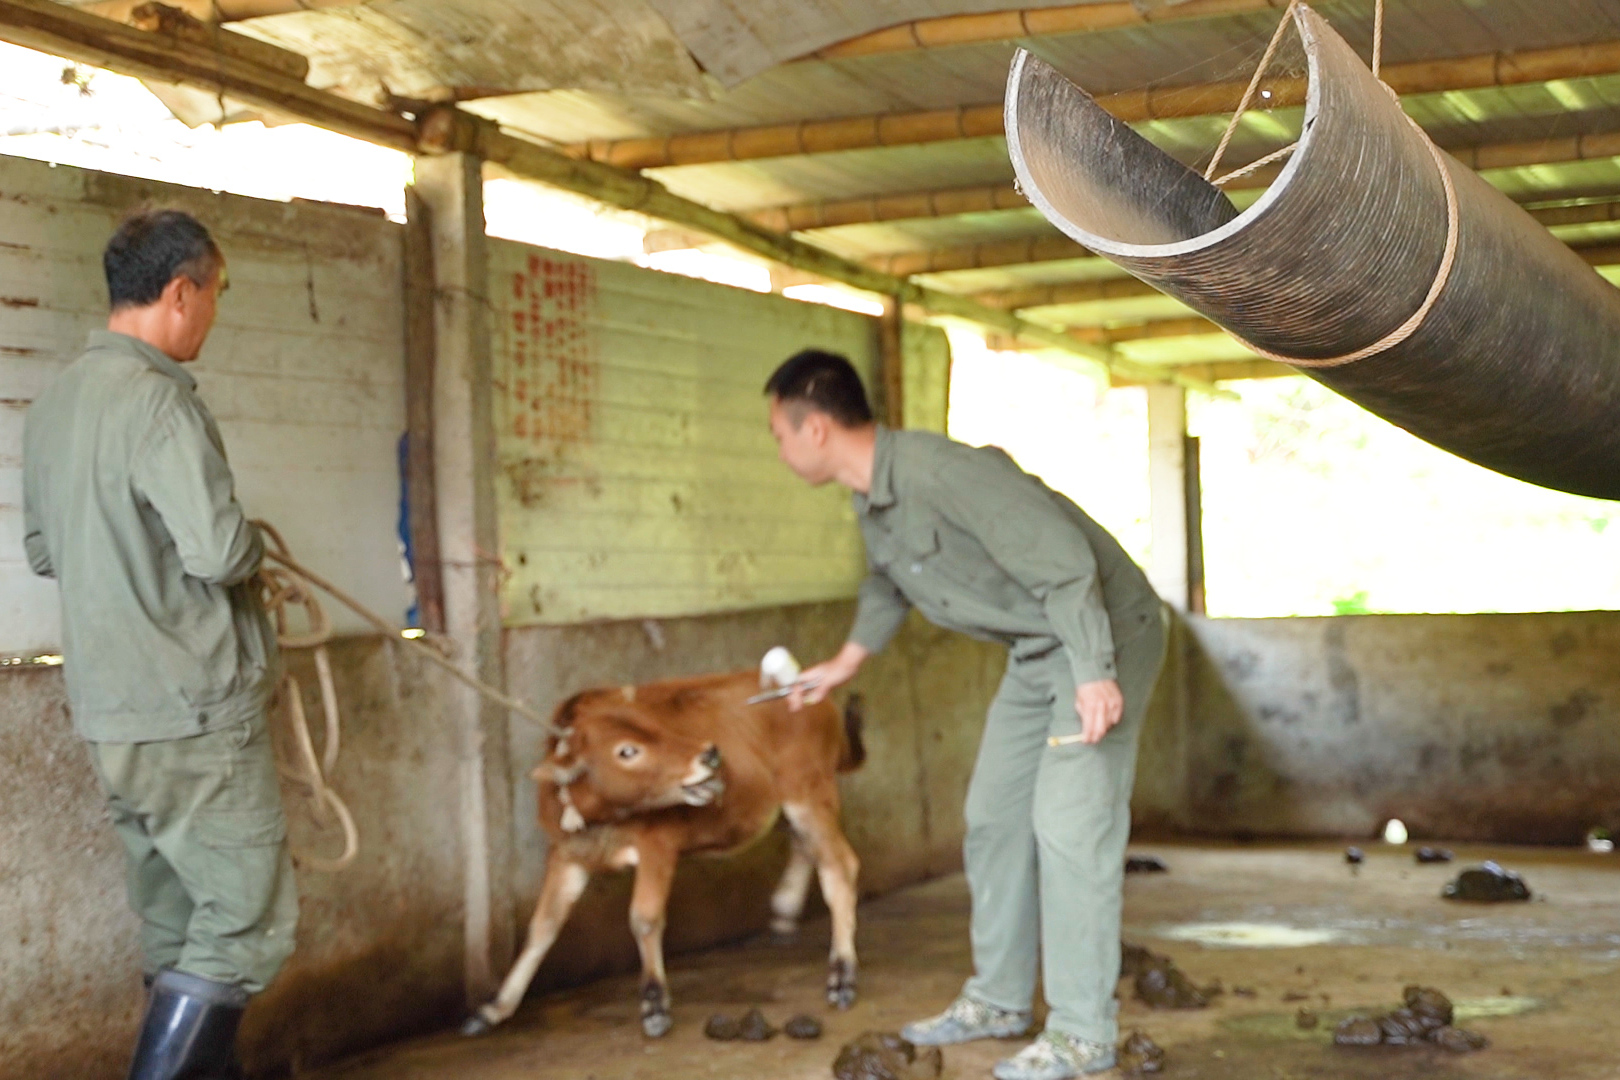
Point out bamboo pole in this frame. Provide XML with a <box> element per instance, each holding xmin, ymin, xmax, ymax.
<box><xmin>869</xmin><ymin>235</ymin><xmax>1092</xmax><ymax>277</ymax></box>
<box><xmin>810</xmin><ymin>0</ymin><xmax>1286</xmax><ymax>61</ymax></box>
<box><xmin>84</xmin><ymin>0</ymin><xmax>367</xmax><ymax>23</ymax></box>
<box><xmin>975</xmin><ymin>278</ymin><xmax>1165</xmax><ymax>310</ymax></box>
<box><xmin>570</xmin><ymin>38</ymin><xmax>1620</xmax><ymax>170</ymax></box>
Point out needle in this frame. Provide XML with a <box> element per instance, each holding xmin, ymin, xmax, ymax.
<box><xmin>745</xmin><ymin>678</ymin><xmax>821</xmax><ymax>705</ymax></box>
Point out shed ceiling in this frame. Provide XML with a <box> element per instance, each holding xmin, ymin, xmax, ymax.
<box><xmin>48</xmin><ymin>0</ymin><xmax>1620</xmax><ymax>370</ymax></box>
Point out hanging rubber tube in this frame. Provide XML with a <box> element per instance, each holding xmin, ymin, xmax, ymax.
<box><xmin>1006</xmin><ymin>4</ymin><xmax>1620</xmax><ymax>500</ymax></box>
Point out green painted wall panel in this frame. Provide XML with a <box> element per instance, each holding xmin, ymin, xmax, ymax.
<box><xmin>488</xmin><ymin>241</ymin><xmax>878</xmax><ymax>626</ymax></box>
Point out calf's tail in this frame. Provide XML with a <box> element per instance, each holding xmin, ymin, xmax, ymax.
<box><xmin>837</xmin><ymin>694</ymin><xmax>867</xmax><ymax>773</ymax></box>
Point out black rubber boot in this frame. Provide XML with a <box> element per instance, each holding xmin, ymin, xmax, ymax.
<box><xmin>127</xmin><ymin>969</ymin><xmax>249</xmax><ymax>1080</ymax></box>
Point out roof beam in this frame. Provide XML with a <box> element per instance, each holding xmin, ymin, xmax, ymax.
<box><xmin>83</xmin><ymin>0</ymin><xmax>365</xmax><ymax>24</ymax></box>
<box><xmin>975</xmin><ymin>278</ymin><xmax>1164</xmax><ymax>310</ymax></box>
<box><xmin>868</xmin><ymin>235</ymin><xmax>1091</xmax><ymax>277</ymax></box>
<box><xmin>568</xmin><ymin>39</ymin><xmax>1620</xmax><ymax>170</ymax></box>
<box><xmin>0</xmin><ymin>0</ymin><xmax>416</xmax><ymax>150</ymax></box>
<box><xmin>807</xmin><ymin>0</ymin><xmax>1286</xmax><ymax>62</ymax></box>
<box><xmin>1118</xmin><ymin>359</ymin><xmax>1298</xmax><ymax>384</ymax></box>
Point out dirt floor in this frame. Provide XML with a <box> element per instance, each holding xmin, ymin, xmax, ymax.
<box><xmin>309</xmin><ymin>842</ymin><xmax>1620</xmax><ymax>1080</ymax></box>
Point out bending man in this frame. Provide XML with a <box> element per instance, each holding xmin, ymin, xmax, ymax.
<box><xmin>765</xmin><ymin>349</ymin><xmax>1164</xmax><ymax>1080</ymax></box>
<box><xmin>24</xmin><ymin>209</ymin><xmax>295</xmax><ymax>1080</ymax></box>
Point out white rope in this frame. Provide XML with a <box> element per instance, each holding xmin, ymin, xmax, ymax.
<box><xmin>256</xmin><ymin>520</ymin><xmax>358</xmax><ymax>873</ymax></box>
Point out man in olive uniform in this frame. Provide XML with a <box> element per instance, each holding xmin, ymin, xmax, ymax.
<box><xmin>24</xmin><ymin>210</ymin><xmax>296</xmax><ymax>1080</ymax></box>
<box><xmin>766</xmin><ymin>350</ymin><xmax>1164</xmax><ymax>1080</ymax></box>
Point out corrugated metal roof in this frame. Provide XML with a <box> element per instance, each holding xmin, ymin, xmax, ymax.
<box><xmin>234</xmin><ymin>0</ymin><xmax>708</xmax><ymax>102</ymax></box>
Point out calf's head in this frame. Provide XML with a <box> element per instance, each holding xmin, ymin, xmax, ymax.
<box><xmin>538</xmin><ymin>690</ymin><xmax>725</xmax><ymax>831</ymax></box>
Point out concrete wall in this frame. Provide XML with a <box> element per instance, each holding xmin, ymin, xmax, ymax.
<box><xmin>0</xmin><ymin>639</ymin><xmax>467</xmax><ymax>1080</ymax></box>
<box><xmin>1141</xmin><ymin>611</ymin><xmax>1620</xmax><ymax>844</ymax></box>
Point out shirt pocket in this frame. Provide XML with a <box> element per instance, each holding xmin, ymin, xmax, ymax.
<box><xmin>895</xmin><ymin>522</ymin><xmax>941</xmax><ymax>581</ymax></box>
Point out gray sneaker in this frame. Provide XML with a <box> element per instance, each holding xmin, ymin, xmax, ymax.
<box><xmin>992</xmin><ymin>1030</ymin><xmax>1116</xmax><ymax>1080</ymax></box>
<box><xmin>900</xmin><ymin>995</ymin><xmax>1033</xmax><ymax>1046</ymax></box>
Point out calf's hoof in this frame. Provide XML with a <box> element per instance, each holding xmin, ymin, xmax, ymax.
<box><xmin>642</xmin><ymin>1011</ymin><xmax>674</xmax><ymax>1038</ymax></box>
<box><xmin>459</xmin><ymin>1011</ymin><xmax>495</xmax><ymax>1037</ymax></box>
<box><xmin>826</xmin><ymin>959</ymin><xmax>858</xmax><ymax>1010</ymax></box>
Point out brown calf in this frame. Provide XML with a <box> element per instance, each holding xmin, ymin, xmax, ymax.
<box><xmin>461</xmin><ymin>669</ymin><xmax>865</xmax><ymax>1038</ymax></box>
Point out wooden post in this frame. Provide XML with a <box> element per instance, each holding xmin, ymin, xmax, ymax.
<box><xmin>1146</xmin><ymin>384</ymin><xmax>1191</xmax><ymax>610</ymax></box>
<box><xmin>410</xmin><ymin>153</ymin><xmax>515</xmax><ymax>1005</ymax></box>
<box><xmin>1184</xmin><ymin>433</ymin><xmax>1206</xmax><ymax>615</ymax></box>
<box><xmin>878</xmin><ymin>296</ymin><xmax>905</xmax><ymax>428</ymax></box>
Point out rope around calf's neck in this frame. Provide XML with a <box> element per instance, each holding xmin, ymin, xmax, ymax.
<box><xmin>254</xmin><ymin>523</ymin><xmax>562</xmax><ymax>871</ymax></box>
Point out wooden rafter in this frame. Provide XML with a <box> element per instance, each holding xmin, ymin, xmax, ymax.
<box><xmin>567</xmin><ymin>39</ymin><xmax>1620</xmax><ymax>170</ymax></box>
<box><xmin>869</xmin><ymin>236</ymin><xmax>1090</xmax><ymax>277</ymax></box>
<box><xmin>808</xmin><ymin>0</ymin><xmax>1286</xmax><ymax>62</ymax></box>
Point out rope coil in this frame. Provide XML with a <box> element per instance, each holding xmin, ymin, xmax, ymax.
<box><xmin>256</xmin><ymin>520</ymin><xmax>358</xmax><ymax>873</ymax></box>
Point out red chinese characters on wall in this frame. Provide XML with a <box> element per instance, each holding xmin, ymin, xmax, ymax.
<box><xmin>507</xmin><ymin>253</ymin><xmax>599</xmax><ymax>444</ymax></box>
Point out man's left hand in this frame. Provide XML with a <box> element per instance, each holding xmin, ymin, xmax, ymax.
<box><xmin>1073</xmin><ymin>679</ymin><xmax>1124</xmax><ymax>744</ymax></box>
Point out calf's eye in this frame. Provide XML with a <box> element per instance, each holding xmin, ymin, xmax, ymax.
<box><xmin>615</xmin><ymin>743</ymin><xmax>641</xmax><ymax>762</ymax></box>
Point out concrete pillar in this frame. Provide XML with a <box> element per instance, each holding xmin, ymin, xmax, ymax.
<box><xmin>1147</xmin><ymin>384</ymin><xmax>1203</xmax><ymax>612</ymax></box>
<box><xmin>409</xmin><ymin>153</ymin><xmax>515</xmax><ymax>1005</ymax></box>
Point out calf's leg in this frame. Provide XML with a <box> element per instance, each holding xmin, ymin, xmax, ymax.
<box><xmin>769</xmin><ymin>839</ymin><xmax>817</xmax><ymax>943</ymax></box>
<box><xmin>784</xmin><ymin>801</ymin><xmax>861</xmax><ymax>1009</ymax></box>
<box><xmin>462</xmin><ymin>853</ymin><xmax>590</xmax><ymax>1035</ymax></box>
<box><xmin>629</xmin><ymin>842</ymin><xmax>680</xmax><ymax>1037</ymax></box>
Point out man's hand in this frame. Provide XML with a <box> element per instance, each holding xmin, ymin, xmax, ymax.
<box><xmin>789</xmin><ymin>641</ymin><xmax>870</xmax><ymax>710</ymax></box>
<box><xmin>1073</xmin><ymin>678</ymin><xmax>1124</xmax><ymax>744</ymax></box>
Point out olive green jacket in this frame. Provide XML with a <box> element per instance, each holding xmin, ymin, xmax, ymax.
<box><xmin>848</xmin><ymin>427</ymin><xmax>1162</xmax><ymax>686</ymax></box>
<box><xmin>23</xmin><ymin>331</ymin><xmax>278</xmax><ymax>742</ymax></box>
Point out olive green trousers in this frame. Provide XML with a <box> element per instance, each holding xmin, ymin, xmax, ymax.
<box><xmin>961</xmin><ymin>612</ymin><xmax>1168</xmax><ymax>1046</ymax></box>
<box><xmin>87</xmin><ymin>710</ymin><xmax>299</xmax><ymax>993</ymax></box>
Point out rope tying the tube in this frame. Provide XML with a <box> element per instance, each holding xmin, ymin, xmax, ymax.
<box><xmin>254</xmin><ymin>523</ymin><xmax>563</xmax><ymax>872</ymax></box>
<box><xmin>1204</xmin><ymin>0</ymin><xmax>1458</xmax><ymax>368</ymax></box>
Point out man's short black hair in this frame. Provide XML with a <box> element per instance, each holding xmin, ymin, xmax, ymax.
<box><xmin>764</xmin><ymin>349</ymin><xmax>874</xmax><ymax>427</ymax></box>
<box><xmin>104</xmin><ymin>208</ymin><xmax>222</xmax><ymax>310</ymax></box>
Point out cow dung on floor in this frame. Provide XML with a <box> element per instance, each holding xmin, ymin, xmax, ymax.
<box><xmin>832</xmin><ymin>1032</ymin><xmax>944</xmax><ymax>1080</ymax></box>
<box><xmin>1443</xmin><ymin>861</ymin><xmax>1532</xmax><ymax>901</ymax></box>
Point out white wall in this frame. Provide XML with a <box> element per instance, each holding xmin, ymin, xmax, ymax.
<box><xmin>0</xmin><ymin>155</ymin><xmax>410</xmax><ymax>653</ymax></box>
<box><xmin>488</xmin><ymin>239</ymin><xmax>878</xmax><ymax>625</ymax></box>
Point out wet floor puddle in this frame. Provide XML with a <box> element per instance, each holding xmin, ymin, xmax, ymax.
<box><xmin>1220</xmin><ymin>995</ymin><xmax>1540</xmax><ymax>1043</ymax></box>
<box><xmin>1150</xmin><ymin>921</ymin><xmax>1346</xmax><ymax>948</ymax></box>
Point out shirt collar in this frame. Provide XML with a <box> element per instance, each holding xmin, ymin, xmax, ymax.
<box><xmin>86</xmin><ymin>330</ymin><xmax>197</xmax><ymax>392</ymax></box>
<box><xmin>855</xmin><ymin>425</ymin><xmax>897</xmax><ymax>514</ymax></box>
